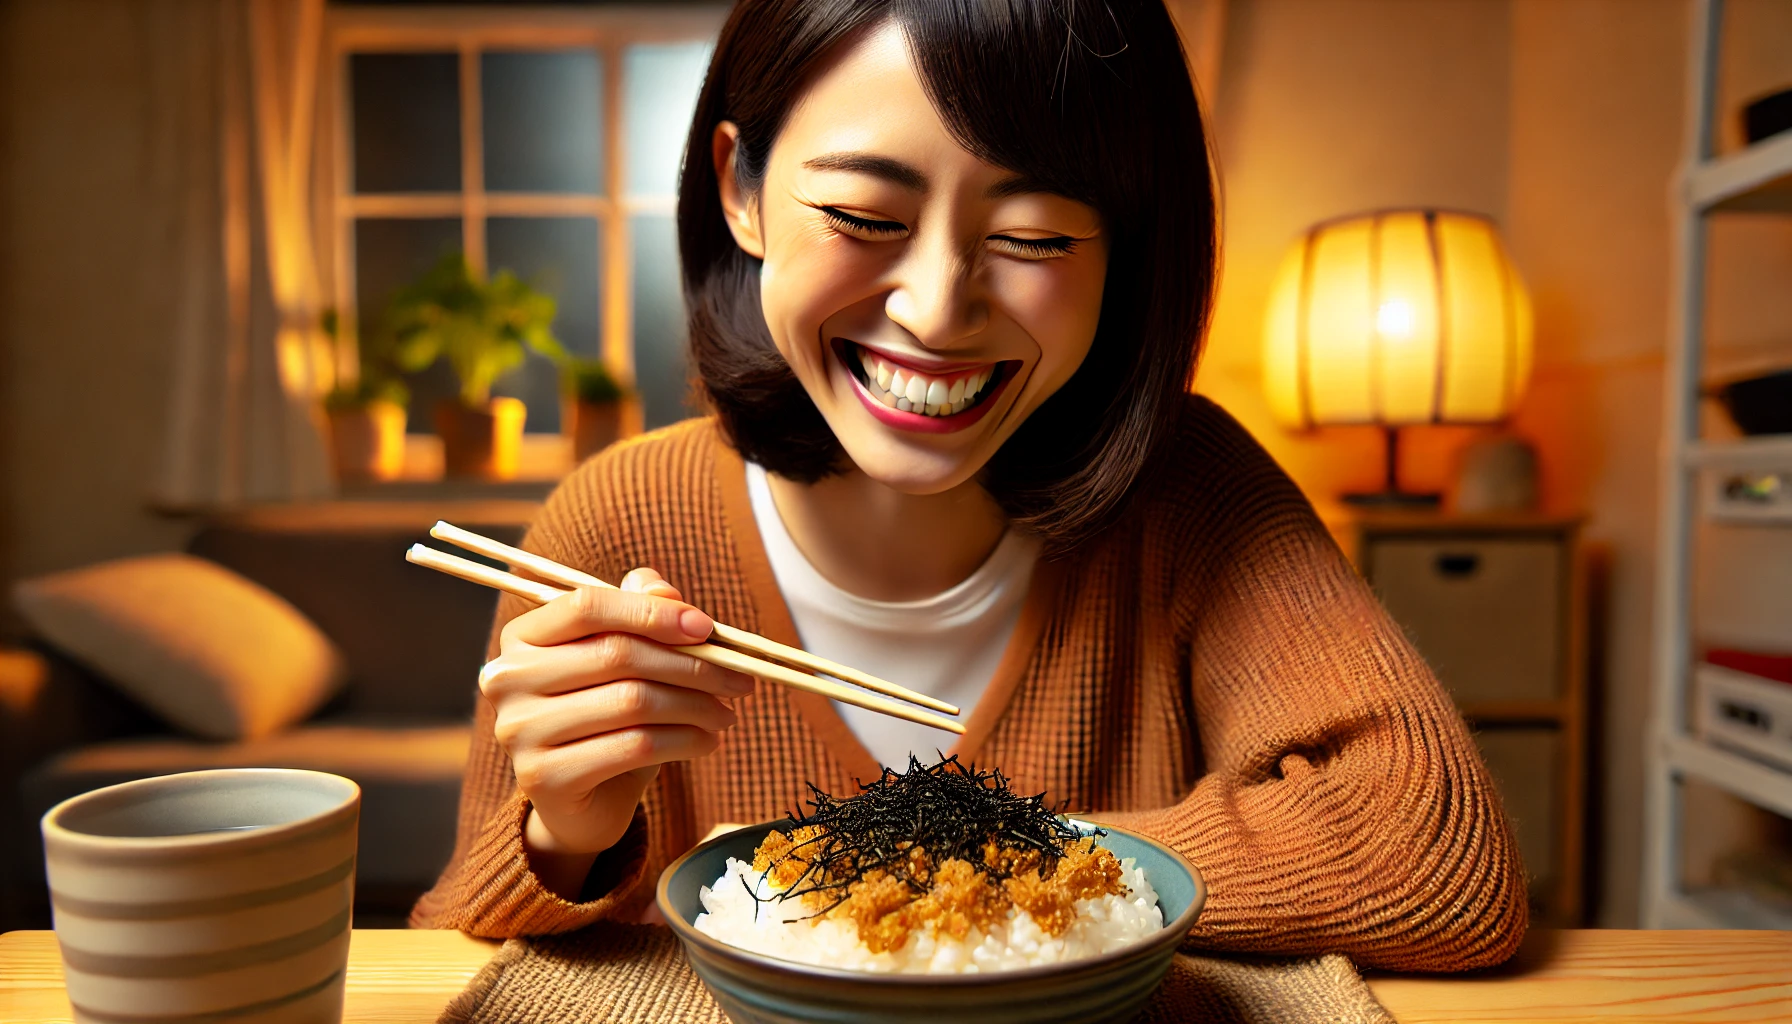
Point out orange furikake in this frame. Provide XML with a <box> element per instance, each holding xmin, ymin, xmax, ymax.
<box><xmin>754</xmin><ymin>829</ymin><xmax>1126</xmax><ymax>952</ymax></box>
<box><xmin>749</xmin><ymin>756</ymin><xmax>1129</xmax><ymax>953</ymax></box>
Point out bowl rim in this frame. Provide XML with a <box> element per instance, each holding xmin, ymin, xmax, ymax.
<box><xmin>655</xmin><ymin>816</ymin><xmax>1204</xmax><ymax>987</ymax></box>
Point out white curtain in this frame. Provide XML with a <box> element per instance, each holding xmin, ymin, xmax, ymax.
<box><xmin>154</xmin><ymin>0</ymin><xmax>333</xmax><ymax>508</ymax></box>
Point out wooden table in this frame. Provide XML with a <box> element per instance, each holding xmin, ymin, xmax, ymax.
<box><xmin>3</xmin><ymin>928</ymin><xmax>1789</xmax><ymax>1022</ymax></box>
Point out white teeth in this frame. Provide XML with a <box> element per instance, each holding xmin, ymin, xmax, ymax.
<box><xmin>856</xmin><ymin>349</ymin><xmax>1000</xmax><ymax>418</ymax></box>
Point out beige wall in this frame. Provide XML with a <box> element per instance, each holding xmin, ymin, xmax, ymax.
<box><xmin>1197</xmin><ymin>0</ymin><xmax>1511</xmax><ymax>501</ymax></box>
<box><xmin>1503</xmin><ymin>0</ymin><xmax>1686</xmax><ymax>929</ymax></box>
<box><xmin>0</xmin><ymin>0</ymin><xmax>195</xmax><ymax>631</ymax></box>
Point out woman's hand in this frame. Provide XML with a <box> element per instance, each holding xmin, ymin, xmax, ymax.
<box><xmin>479</xmin><ymin>568</ymin><xmax>753</xmax><ymax>899</ymax></box>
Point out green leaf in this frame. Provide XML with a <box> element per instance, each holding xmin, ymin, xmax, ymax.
<box><xmin>377</xmin><ymin>251</ymin><xmax>567</xmax><ymax>403</ymax></box>
<box><xmin>564</xmin><ymin>356</ymin><xmax>629</xmax><ymax>404</ymax></box>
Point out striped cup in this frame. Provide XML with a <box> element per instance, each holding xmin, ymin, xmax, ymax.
<box><xmin>41</xmin><ymin>768</ymin><xmax>359</xmax><ymax>1024</ymax></box>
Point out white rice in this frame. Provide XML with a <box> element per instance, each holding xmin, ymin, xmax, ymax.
<box><xmin>693</xmin><ymin>854</ymin><xmax>1163</xmax><ymax>974</ymax></box>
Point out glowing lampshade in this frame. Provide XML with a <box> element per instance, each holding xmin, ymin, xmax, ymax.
<box><xmin>1262</xmin><ymin>209</ymin><xmax>1534</xmax><ymax>505</ymax></box>
<box><xmin>1264</xmin><ymin>209</ymin><xmax>1532</xmax><ymax>427</ymax></box>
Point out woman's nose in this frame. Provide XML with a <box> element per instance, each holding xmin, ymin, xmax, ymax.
<box><xmin>884</xmin><ymin>240</ymin><xmax>988</xmax><ymax>349</ymax></box>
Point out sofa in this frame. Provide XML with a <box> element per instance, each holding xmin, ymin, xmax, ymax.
<box><xmin>0</xmin><ymin>504</ymin><xmax>529</xmax><ymax>930</ymax></box>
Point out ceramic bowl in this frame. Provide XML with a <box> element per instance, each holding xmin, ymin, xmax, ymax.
<box><xmin>657</xmin><ymin>819</ymin><xmax>1204</xmax><ymax>1024</ymax></box>
<box><xmin>41</xmin><ymin>768</ymin><xmax>360</xmax><ymax>1024</ymax></box>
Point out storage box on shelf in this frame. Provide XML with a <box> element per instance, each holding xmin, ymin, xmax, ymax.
<box><xmin>1697</xmin><ymin>663</ymin><xmax>1792</xmax><ymax>774</ymax></box>
<box><xmin>1644</xmin><ymin>0</ymin><xmax>1792</xmax><ymax>931</ymax></box>
<box><xmin>1696</xmin><ymin>437</ymin><xmax>1792</xmax><ymax>525</ymax></box>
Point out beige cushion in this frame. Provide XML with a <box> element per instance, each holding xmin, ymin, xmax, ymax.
<box><xmin>33</xmin><ymin>723</ymin><xmax>470</xmax><ymax>780</ymax></box>
<box><xmin>13</xmin><ymin>553</ymin><xmax>346</xmax><ymax>740</ymax></box>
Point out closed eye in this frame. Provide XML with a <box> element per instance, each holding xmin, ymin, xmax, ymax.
<box><xmin>988</xmin><ymin>234</ymin><xmax>1078</xmax><ymax>260</ymax></box>
<box><xmin>819</xmin><ymin>206</ymin><xmax>909</xmax><ymax>240</ymax></box>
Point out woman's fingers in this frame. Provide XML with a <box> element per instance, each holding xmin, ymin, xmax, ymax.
<box><xmin>620</xmin><ymin>567</ymin><xmax>683</xmax><ymax>601</ymax></box>
<box><xmin>481</xmin><ymin>633</ymin><xmax>753</xmax><ymax>699</ymax></box>
<box><xmin>494</xmin><ymin>679</ymin><xmax>737</xmax><ymax>751</ymax></box>
<box><xmin>488</xmin><ymin>568</ymin><xmax>736</xmax><ymax>864</ymax></box>
<box><xmin>513</xmin><ymin>725</ymin><xmax>723</xmax><ymax>797</ymax></box>
<box><xmin>505</xmin><ymin>583</ymin><xmax>714</xmax><ymax>648</ymax></box>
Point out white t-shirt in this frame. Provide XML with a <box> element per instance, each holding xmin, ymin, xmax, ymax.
<box><xmin>744</xmin><ymin>462</ymin><xmax>1039</xmax><ymax>769</ymax></box>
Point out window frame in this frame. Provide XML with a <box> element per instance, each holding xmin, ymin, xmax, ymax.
<box><xmin>321</xmin><ymin>4</ymin><xmax>729</xmax><ymax>419</ymax></box>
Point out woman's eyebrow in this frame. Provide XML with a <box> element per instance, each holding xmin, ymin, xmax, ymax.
<box><xmin>800</xmin><ymin>153</ymin><xmax>928</xmax><ymax>191</ymax></box>
<box><xmin>986</xmin><ymin>174</ymin><xmax>1056</xmax><ymax>200</ymax></box>
<box><xmin>800</xmin><ymin>154</ymin><xmax>1076</xmax><ymax>209</ymax></box>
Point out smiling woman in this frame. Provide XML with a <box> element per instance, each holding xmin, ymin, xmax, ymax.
<box><xmin>683</xmin><ymin>2</ymin><xmax>1212</xmax><ymax>548</ymax></box>
<box><xmin>414</xmin><ymin>0</ymin><xmax>1529</xmax><ymax>978</ymax></box>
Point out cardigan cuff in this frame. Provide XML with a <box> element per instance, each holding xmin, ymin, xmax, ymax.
<box><xmin>450</xmin><ymin>791</ymin><xmax>651</xmax><ymax>937</ymax></box>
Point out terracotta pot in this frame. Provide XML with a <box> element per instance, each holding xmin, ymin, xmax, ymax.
<box><xmin>434</xmin><ymin>397</ymin><xmax>526</xmax><ymax>480</ymax></box>
<box><xmin>327</xmin><ymin>401</ymin><xmax>406</xmax><ymax>483</ymax></box>
<box><xmin>566</xmin><ymin>398</ymin><xmax>636</xmax><ymax>462</ymax></box>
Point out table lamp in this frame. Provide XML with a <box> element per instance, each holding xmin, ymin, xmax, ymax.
<box><xmin>1261</xmin><ymin>209</ymin><xmax>1533</xmax><ymax>507</ymax></box>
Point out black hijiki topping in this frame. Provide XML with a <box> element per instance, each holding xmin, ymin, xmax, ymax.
<box><xmin>744</xmin><ymin>754</ymin><xmax>1099</xmax><ymax>920</ymax></box>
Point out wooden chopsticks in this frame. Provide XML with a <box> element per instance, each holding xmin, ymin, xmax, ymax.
<box><xmin>407</xmin><ymin>523</ymin><xmax>964</xmax><ymax>735</ymax></box>
<box><xmin>428</xmin><ymin>522</ymin><xmax>958</xmax><ymax>715</ymax></box>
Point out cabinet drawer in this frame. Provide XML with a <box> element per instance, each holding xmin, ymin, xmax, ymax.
<box><xmin>1365</xmin><ymin>537</ymin><xmax>1564</xmax><ymax>703</ymax></box>
<box><xmin>1475</xmin><ymin>726</ymin><xmax>1560</xmax><ymax>902</ymax></box>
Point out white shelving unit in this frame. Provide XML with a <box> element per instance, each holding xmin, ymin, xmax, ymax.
<box><xmin>1642</xmin><ymin>0</ymin><xmax>1792</xmax><ymax>929</ymax></box>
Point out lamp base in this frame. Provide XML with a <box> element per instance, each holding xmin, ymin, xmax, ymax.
<box><xmin>1343</xmin><ymin>425</ymin><xmax>1439</xmax><ymax>509</ymax></box>
<box><xmin>1342</xmin><ymin>489</ymin><xmax>1441</xmax><ymax>509</ymax></box>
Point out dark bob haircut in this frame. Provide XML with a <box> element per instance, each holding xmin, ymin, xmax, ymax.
<box><xmin>679</xmin><ymin>0</ymin><xmax>1216</xmax><ymax>551</ymax></box>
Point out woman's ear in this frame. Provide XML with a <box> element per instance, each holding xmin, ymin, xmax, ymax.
<box><xmin>713</xmin><ymin>122</ymin><xmax>765</xmax><ymax>259</ymax></box>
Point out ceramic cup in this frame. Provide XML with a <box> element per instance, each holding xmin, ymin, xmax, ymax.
<box><xmin>41</xmin><ymin>768</ymin><xmax>360</xmax><ymax>1024</ymax></box>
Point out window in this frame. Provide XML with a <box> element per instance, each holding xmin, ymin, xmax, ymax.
<box><xmin>325</xmin><ymin>6</ymin><xmax>725</xmax><ymax>443</ymax></box>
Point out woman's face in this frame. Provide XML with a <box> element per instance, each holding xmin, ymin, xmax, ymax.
<box><xmin>715</xmin><ymin>22</ymin><xmax>1109</xmax><ymax>496</ymax></box>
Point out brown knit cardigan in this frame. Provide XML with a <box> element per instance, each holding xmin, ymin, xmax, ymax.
<box><xmin>411</xmin><ymin>397</ymin><xmax>1527</xmax><ymax>972</ymax></box>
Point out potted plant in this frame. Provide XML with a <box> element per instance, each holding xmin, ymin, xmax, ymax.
<box><xmin>384</xmin><ymin>254</ymin><xmax>564</xmax><ymax>480</ymax></box>
<box><xmin>562</xmin><ymin>357</ymin><xmax>639</xmax><ymax>462</ymax></box>
<box><xmin>320</xmin><ymin>309</ymin><xmax>409</xmax><ymax>483</ymax></box>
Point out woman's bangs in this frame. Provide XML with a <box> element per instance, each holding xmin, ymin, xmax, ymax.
<box><xmin>893</xmin><ymin>0</ymin><xmax>1154</xmax><ymax>229</ymax></box>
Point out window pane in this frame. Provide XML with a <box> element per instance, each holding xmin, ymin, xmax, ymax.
<box><xmin>488</xmin><ymin>217</ymin><xmax>604</xmax><ymax>434</ymax></box>
<box><xmin>351</xmin><ymin>53</ymin><xmax>461</xmax><ymax>193</ymax></box>
<box><xmin>623</xmin><ymin>42</ymin><xmax>712</xmax><ymax>198</ymax></box>
<box><xmin>353</xmin><ymin>218</ymin><xmax>463</xmax><ymax>432</ymax></box>
<box><xmin>482</xmin><ymin>50</ymin><xmax>604</xmax><ymax>194</ymax></box>
<box><xmin>631</xmin><ymin>214</ymin><xmax>696</xmax><ymax>429</ymax></box>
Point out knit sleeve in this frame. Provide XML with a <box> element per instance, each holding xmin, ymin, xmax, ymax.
<box><xmin>1098</xmin><ymin>418</ymin><xmax>1527</xmax><ymax>972</ymax></box>
<box><xmin>409</xmin><ymin>462</ymin><xmax>654</xmax><ymax>936</ymax></box>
